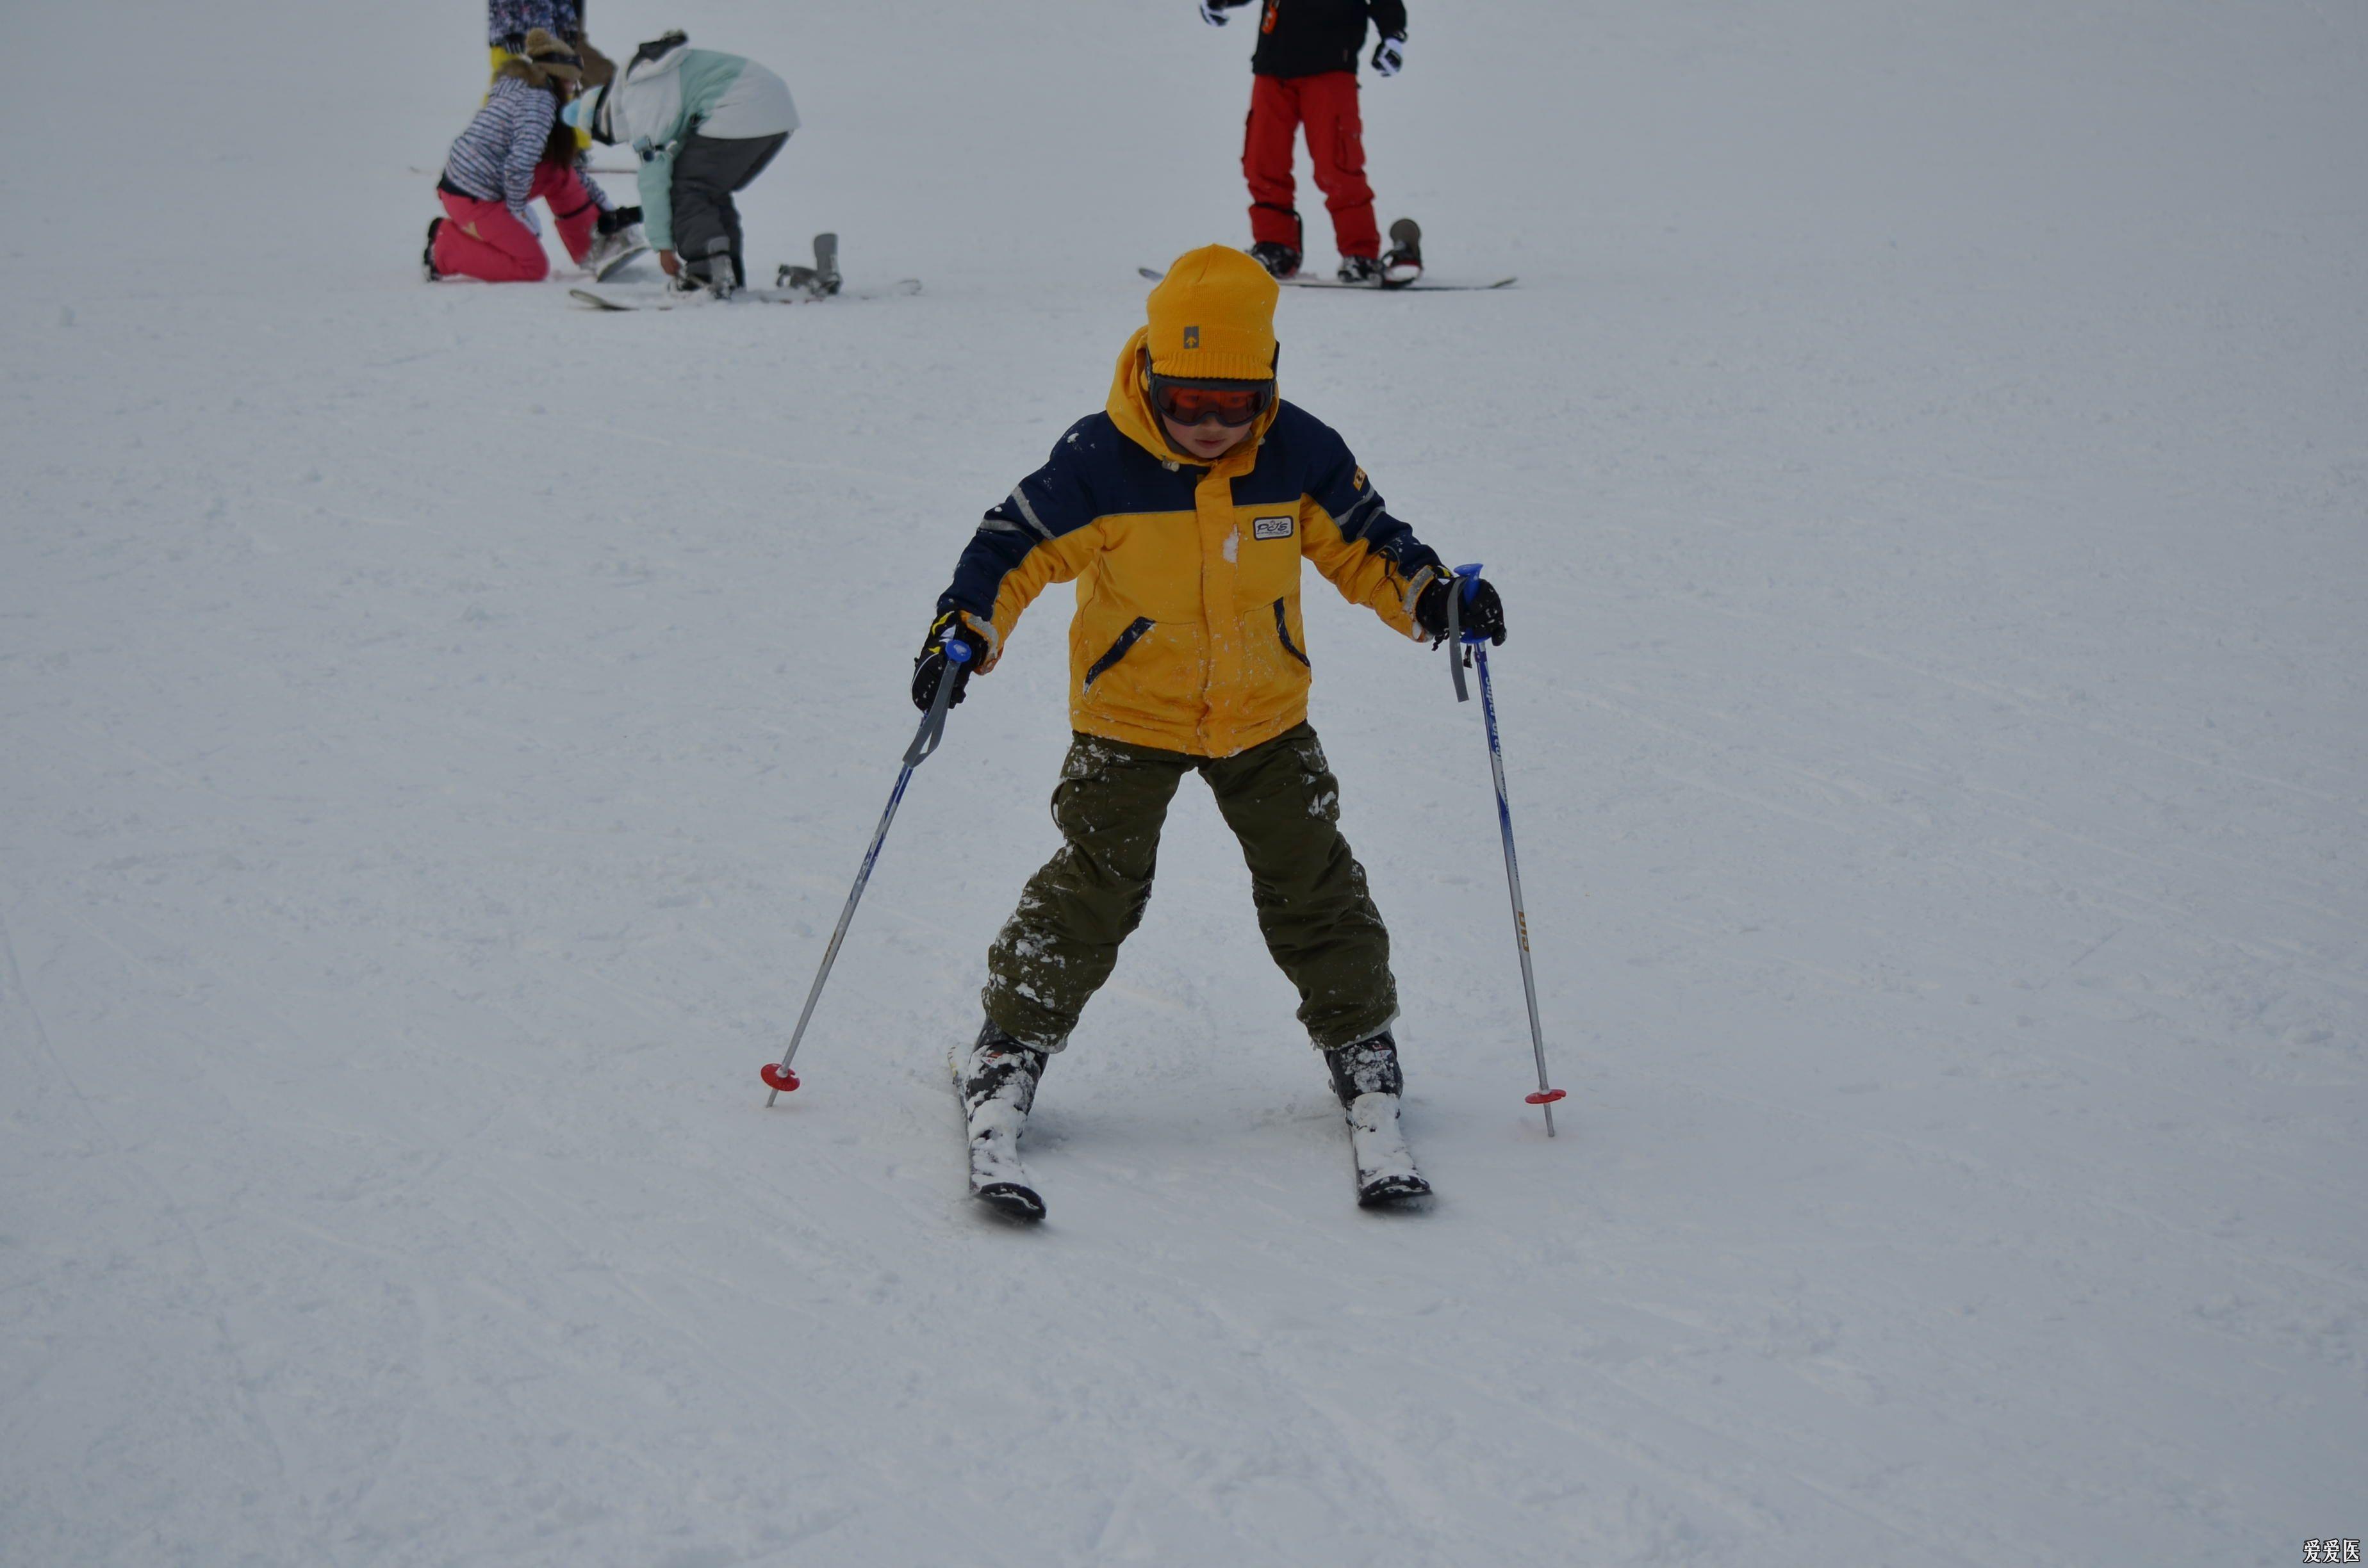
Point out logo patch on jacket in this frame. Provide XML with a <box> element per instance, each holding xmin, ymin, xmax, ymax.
<box><xmin>1253</xmin><ymin>515</ymin><xmax>1295</xmax><ymax>541</ymax></box>
<box><xmin>1184</xmin><ymin>325</ymin><xmax>1201</xmax><ymax>348</ymax></box>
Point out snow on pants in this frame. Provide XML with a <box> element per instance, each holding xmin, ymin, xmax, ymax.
<box><xmin>433</xmin><ymin>162</ymin><xmax>600</xmax><ymax>282</ymax></box>
<box><xmin>1242</xmin><ymin>70</ymin><xmax>1379</xmax><ymax>260</ymax></box>
<box><xmin>983</xmin><ymin>723</ymin><xmax>1397</xmax><ymax>1052</ymax></box>
<box><xmin>670</xmin><ymin>130</ymin><xmax>789</xmax><ymax>288</ymax></box>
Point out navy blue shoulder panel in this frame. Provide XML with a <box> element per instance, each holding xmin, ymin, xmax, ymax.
<box><xmin>1237</xmin><ymin>400</ymin><xmax>1444</xmax><ymax>578</ymax></box>
<box><xmin>942</xmin><ymin>412</ymin><xmax>1200</xmax><ymax>618</ymax></box>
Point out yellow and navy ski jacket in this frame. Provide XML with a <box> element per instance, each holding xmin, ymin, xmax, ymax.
<box><xmin>937</xmin><ymin>328</ymin><xmax>1446</xmax><ymax>758</ymax></box>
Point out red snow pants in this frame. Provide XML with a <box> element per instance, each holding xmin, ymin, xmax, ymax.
<box><xmin>432</xmin><ymin>161</ymin><xmax>600</xmax><ymax>282</ymax></box>
<box><xmin>1242</xmin><ymin>70</ymin><xmax>1379</xmax><ymax>261</ymax></box>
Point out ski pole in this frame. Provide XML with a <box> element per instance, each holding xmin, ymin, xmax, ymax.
<box><xmin>762</xmin><ymin>638</ymin><xmax>971</xmax><ymax>1104</ymax></box>
<box><xmin>1444</xmin><ymin>566</ymin><xmax>1568</xmax><ymax>1135</ymax></box>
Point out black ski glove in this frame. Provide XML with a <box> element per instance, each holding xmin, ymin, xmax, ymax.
<box><xmin>912</xmin><ymin>608</ymin><xmax>991</xmax><ymax>712</ymax></box>
<box><xmin>1371</xmin><ymin>33</ymin><xmax>1406</xmax><ymax>77</ymax></box>
<box><xmin>597</xmin><ymin>205</ymin><xmax>643</xmax><ymax>234</ymax></box>
<box><xmin>1413</xmin><ymin>568</ymin><xmax>1506</xmax><ymax>646</ymax></box>
<box><xmin>1199</xmin><ymin>0</ymin><xmax>1237</xmax><ymax>23</ymax></box>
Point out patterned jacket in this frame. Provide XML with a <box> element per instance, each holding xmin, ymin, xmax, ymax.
<box><xmin>442</xmin><ymin>74</ymin><xmax>609</xmax><ymax>220</ymax></box>
<box><xmin>487</xmin><ymin>1</ymin><xmax>580</xmax><ymax>49</ymax></box>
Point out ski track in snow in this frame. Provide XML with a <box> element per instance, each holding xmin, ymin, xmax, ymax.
<box><xmin>3</xmin><ymin>0</ymin><xmax>2365</xmax><ymax>1563</ymax></box>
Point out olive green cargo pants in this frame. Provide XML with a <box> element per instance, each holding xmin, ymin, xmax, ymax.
<box><xmin>983</xmin><ymin>723</ymin><xmax>1397</xmax><ymax>1052</ymax></box>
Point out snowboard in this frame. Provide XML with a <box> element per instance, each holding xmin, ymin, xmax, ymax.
<box><xmin>1137</xmin><ymin>265</ymin><xmax>1513</xmax><ymax>293</ymax></box>
<box><xmin>571</xmin><ymin>233</ymin><xmax>919</xmax><ymax>310</ymax></box>
<box><xmin>569</xmin><ymin>278</ymin><xmax>921</xmax><ymax>311</ymax></box>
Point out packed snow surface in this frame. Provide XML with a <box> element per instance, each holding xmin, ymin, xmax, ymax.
<box><xmin>4</xmin><ymin>1</ymin><xmax>2364</xmax><ymax>1564</ymax></box>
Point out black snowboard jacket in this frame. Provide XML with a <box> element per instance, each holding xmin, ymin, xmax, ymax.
<box><xmin>1210</xmin><ymin>0</ymin><xmax>1408</xmax><ymax>80</ymax></box>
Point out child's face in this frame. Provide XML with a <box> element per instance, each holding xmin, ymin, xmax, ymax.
<box><xmin>1160</xmin><ymin>412</ymin><xmax>1254</xmax><ymax>462</ymax></box>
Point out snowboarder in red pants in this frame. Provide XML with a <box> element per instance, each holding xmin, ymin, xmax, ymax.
<box><xmin>1202</xmin><ymin>0</ymin><xmax>1417</xmax><ymax>284</ymax></box>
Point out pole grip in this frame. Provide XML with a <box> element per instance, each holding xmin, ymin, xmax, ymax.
<box><xmin>905</xmin><ymin>637</ymin><xmax>971</xmax><ymax>766</ymax></box>
<box><xmin>1443</xmin><ymin>564</ymin><xmax>1480</xmax><ymax>703</ymax></box>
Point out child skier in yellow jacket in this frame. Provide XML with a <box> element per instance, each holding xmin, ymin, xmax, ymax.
<box><xmin>916</xmin><ymin>244</ymin><xmax>1505</xmax><ymax>1217</ymax></box>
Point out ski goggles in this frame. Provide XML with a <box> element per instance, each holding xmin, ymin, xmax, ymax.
<box><xmin>1148</xmin><ymin>373</ymin><xmax>1276</xmax><ymax>428</ymax></box>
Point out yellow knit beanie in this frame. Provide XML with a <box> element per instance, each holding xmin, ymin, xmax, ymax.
<box><xmin>1146</xmin><ymin>246</ymin><xmax>1279</xmax><ymax>381</ymax></box>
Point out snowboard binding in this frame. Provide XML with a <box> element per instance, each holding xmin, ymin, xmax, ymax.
<box><xmin>1381</xmin><ymin>218</ymin><xmax>1423</xmax><ymax>289</ymax></box>
<box><xmin>777</xmin><ymin>232</ymin><xmax>843</xmax><ymax>300</ymax></box>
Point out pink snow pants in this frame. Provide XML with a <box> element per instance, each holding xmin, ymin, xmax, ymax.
<box><xmin>432</xmin><ymin>161</ymin><xmax>600</xmax><ymax>282</ymax></box>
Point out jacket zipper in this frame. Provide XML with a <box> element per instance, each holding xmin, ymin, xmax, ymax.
<box><xmin>1272</xmin><ymin>598</ymin><xmax>1310</xmax><ymax>667</ymax></box>
<box><xmin>1085</xmin><ymin>617</ymin><xmax>1156</xmax><ymax>688</ymax></box>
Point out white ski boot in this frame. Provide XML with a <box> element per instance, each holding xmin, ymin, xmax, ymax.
<box><xmin>1324</xmin><ymin>1032</ymin><xmax>1432</xmax><ymax>1207</ymax></box>
<box><xmin>955</xmin><ymin>1021</ymin><xmax>1049</xmax><ymax>1221</ymax></box>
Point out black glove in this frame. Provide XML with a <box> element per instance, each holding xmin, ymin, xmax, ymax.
<box><xmin>1370</xmin><ymin>33</ymin><xmax>1406</xmax><ymax>76</ymax></box>
<box><xmin>912</xmin><ymin>608</ymin><xmax>986</xmax><ymax>712</ymax></box>
<box><xmin>1413</xmin><ymin>569</ymin><xmax>1506</xmax><ymax>646</ymax></box>
<box><xmin>1199</xmin><ymin>0</ymin><xmax>1233</xmax><ymax>23</ymax></box>
<box><xmin>597</xmin><ymin>205</ymin><xmax>643</xmax><ymax>234</ymax></box>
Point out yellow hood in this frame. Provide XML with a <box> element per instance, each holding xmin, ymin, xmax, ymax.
<box><xmin>1104</xmin><ymin>328</ymin><xmax>1279</xmax><ymax>472</ymax></box>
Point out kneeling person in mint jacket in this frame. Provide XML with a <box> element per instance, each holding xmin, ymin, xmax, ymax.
<box><xmin>573</xmin><ymin>29</ymin><xmax>797</xmax><ymax>293</ymax></box>
<box><xmin>916</xmin><ymin>245</ymin><xmax>1506</xmax><ymax>1215</ymax></box>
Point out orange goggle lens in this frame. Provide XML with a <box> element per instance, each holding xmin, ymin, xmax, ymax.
<box><xmin>1151</xmin><ymin>377</ymin><xmax>1275</xmax><ymax>428</ymax></box>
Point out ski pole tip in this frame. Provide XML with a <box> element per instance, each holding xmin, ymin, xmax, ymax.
<box><xmin>761</xmin><ymin>1063</ymin><xmax>802</xmax><ymax>1093</ymax></box>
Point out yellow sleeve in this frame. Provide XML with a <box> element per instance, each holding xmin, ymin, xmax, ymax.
<box><xmin>1301</xmin><ymin>503</ymin><xmax>1426</xmax><ymax>641</ymax></box>
<box><xmin>969</xmin><ymin>523</ymin><xmax>1109</xmax><ymax>671</ymax></box>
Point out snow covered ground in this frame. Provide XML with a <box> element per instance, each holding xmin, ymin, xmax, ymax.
<box><xmin>4</xmin><ymin>1</ymin><xmax>2364</xmax><ymax>1562</ymax></box>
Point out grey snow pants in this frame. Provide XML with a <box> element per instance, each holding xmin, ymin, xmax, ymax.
<box><xmin>671</xmin><ymin>129</ymin><xmax>789</xmax><ymax>286</ymax></box>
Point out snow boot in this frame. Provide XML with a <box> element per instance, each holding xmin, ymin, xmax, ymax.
<box><xmin>1247</xmin><ymin>241</ymin><xmax>1301</xmax><ymax>280</ymax></box>
<box><xmin>958</xmin><ymin>1020</ymin><xmax>1050</xmax><ymax>1221</ymax></box>
<box><xmin>1381</xmin><ymin>218</ymin><xmax>1424</xmax><ymax>288</ymax></box>
<box><xmin>1322</xmin><ymin>1031</ymin><xmax>1433</xmax><ymax>1207</ymax></box>
<box><xmin>1336</xmin><ymin>254</ymin><xmax>1384</xmax><ymax>286</ymax></box>
<box><xmin>683</xmin><ymin>236</ymin><xmax>738</xmax><ymax>299</ymax></box>
<box><xmin>584</xmin><ymin>210</ymin><xmax>649</xmax><ymax>281</ymax></box>
<box><xmin>423</xmin><ymin>216</ymin><xmax>444</xmax><ymax>282</ymax></box>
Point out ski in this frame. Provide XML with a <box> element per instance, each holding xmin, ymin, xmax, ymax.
<box><xmin>1137</xmin><ymin>265</ymin><xmax>1513</xmax><ymax>292</ymax></box>
<box><xmin>1344</xmin><ymin>1091</ymin><xmax>1433</xmax><ymax>1207</ymax></box>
